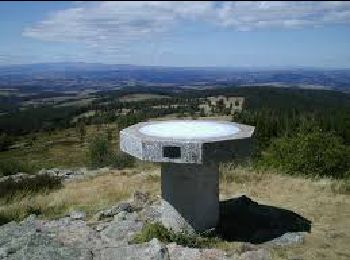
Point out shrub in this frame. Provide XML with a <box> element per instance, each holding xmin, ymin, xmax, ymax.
<box><xmin>132</xmin><ymin>222</ymin><xmax>217</xmax><ymax>248</ymax></box>
<box><xmin>0</xmin><ymin>174</ymin><xmax>62</xmax><ymax>201</ymax></box>
<box><xmin>0</xmin><ymin>133</ymin><xmax>13</xmax><ymax>151</ymax></box>
<box><xmin>88</xmin><ymin>134</ymin><xmax>135</xmax><ymax>169</ymax></box>
<box><xmin>110</xmin><ymin>152</ymin><xmax>135</xmax><ymax>169</ymax></box>
<box><xmin>0</xmin><ymin>159</ymin><xmax>35</xmax><ymax>177</ymax></box>
<box><xmin>258</xmin><ymin>130</ymin><xmax>350</xmax><ymax>178</ymax></box>
<box><xmin>87</xmin><ymin>134</ymin><xmax>113</xmax><ymax>168</ymax></box>
<box><xmin>0</xmin><ymin>205</ymin><xmax>43</xmax><ymax>226</ymax></box>
<box><xmin>331</xmin><ymin>178</ymin><xmax>350</xmax><ymax>194</ymax></box>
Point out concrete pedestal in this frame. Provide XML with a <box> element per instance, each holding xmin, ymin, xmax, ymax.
<box><xmin>161</xmin><ymin>163</ymin><xmax>219</xmax><ymax>232</ymax></box>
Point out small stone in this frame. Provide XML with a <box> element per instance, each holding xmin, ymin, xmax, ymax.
<box><xmin>114</xmin><ymin>211</ymin><xmax>127</xmax><ymax>221</ymax></box>
<box><xmin>266</xmin><ymin>232</ymin><xmax>306</xmax><ymax>246</ymax></box>
<box><xmin>147</xmin><ymin>238</ymin><xmax>170</xmax><ymax>260</ymax></box>
<box><xmin>96</xmin><ymin>224</ymin><xmax>107</xmax><ymax>232</ymax></box>
<box><xmin>134</xmin><ymin>191</ymin><xmax>150</xmax><ymax>208</ymax></box>
<box><xmin>118</xmin><ymin>202</ymin><xmax>133</xmax><ymax>213</ymax></box>
<box><xmin>0</xmin><ymin>248</ymin><xmax>8</xmax><ymax>258</ymax></box>
<box><xmin>240</xmin><ymin>248</ymin><xmax>270</xmax><ymax>260</ymax></box>
<box><xmin>69</xmin><ymin>210</ymin><xmax>86</xmax><ymax>220</ymax></box>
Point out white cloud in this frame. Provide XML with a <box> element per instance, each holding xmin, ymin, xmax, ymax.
<box><xmin>23</xmin><ymin>1</ymin><xmax>350</xmax><ymax>51</ymax></box>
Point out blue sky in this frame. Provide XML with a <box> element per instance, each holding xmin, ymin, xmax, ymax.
<box><xmin>1</xmin><ymin>1</ymin><xmax>350</xmax><ymax>68</ymax></box>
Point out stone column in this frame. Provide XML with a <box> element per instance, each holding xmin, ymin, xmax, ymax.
<box><xmin>161</xmin><ymin>162</ymin><xmax>219</xmax><ymax>232</ymax></box>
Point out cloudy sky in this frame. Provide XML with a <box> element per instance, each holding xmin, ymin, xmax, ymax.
<box><xmin>1</xmin><ymin>1</ymin><xmax>350</xmax><ymax>67</ymax></box>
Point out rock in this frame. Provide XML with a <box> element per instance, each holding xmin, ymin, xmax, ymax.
<box><xmin>100</xmin><ymin>212</ymin><xmax>143</xmax><ymax>243</ymax></box>
<box><xmin>0</xmin><ymin>216</ymin><xmax>91</xmax><ymax>259</ymax></box>
<box><xmin>141</xmin><ymin>203</ymin><xmax>162</xmax><ymax>223</ymax></box>
<box><xmin>99</xmin><ymin>167</ymin><xmax>110</xmax><ymax>173</ymax></box>
<box><xmin>0</xmin><ymin>247</ymin><xmax>8</xmax><ymax>258</ymax></box>
<box><xmin>0</xmin><ymin>197</ymin><xmax>238</xmax><ymax>260</ymax></box>
<box><xmin>134</xmin><ymin>190</ymin><xmax>151</xmax><ymax>209</ymax></box>
<box><xmin>69</xmin><ymin>210</ymin><xmax>86</xmax><ymax>220</ymax></box>
<box><xmin>161</xmin><ymin>200</ymin><xmax>195</xmax><ymax>234</ymax></box>
<box><xmin>114</xmin><ymin>211</ymin><xmax>127</xmax><ymax>221</ymax></box>
<box><xmin>166</xmin><ymin>243</ymin><xmax>228</xmax><ymax>260</ymax></box>
<box><xmin>95</xmin><ymin>223</ymin><xmax>108</xmax><ymax>232</ymax></box>
<box><xmin>0</xmin><ymin>173</ymin><xmax>31</xmax><ymax>184</ymax></box>
<box><xmin>147</xmin><ymin>238</ymin><xmax>170</xmax><ymax>260</ymax></box>
<box><xmin>265</xmin><ymin>232</ymin><xmax>306</xmax><ymax>246</ymax></box>
<box><xmin>240</xmin><ymin>248</ymin><xmax>270</xmax><ymax>260</ymax></box>
<box><xmin>119</xmin><ymin>202</ymin><xmax>133</xmax><ymax>212</ymax></box>
<box><xmin>96</xmin><ymin>202</ymin><xmax>133</xmax><ymax>220</ymax></box>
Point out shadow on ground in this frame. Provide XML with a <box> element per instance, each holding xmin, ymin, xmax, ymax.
<box><xmin>216</xmin><ymin>195</ymin><xmax>312</xmax><ymax>244</ymax></box>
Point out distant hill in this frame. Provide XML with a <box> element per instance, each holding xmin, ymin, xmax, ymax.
<box><xmin>0</xmin><ymin>62</ymin><xmax>349</xmax><ymax>92</ymax></box>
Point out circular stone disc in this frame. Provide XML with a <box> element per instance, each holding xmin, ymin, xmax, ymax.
<box><xmin>139</xmin><ymin>121</ymin><xmax>239</xmax><ymax>139</ymax></box>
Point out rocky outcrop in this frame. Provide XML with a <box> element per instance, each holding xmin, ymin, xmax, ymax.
<box><xmin>0</xmin><ymin>167</ymin><xmax>112</xmax><ymax>185</ymax></box>
<box><xmin>0</xmin><ymin>213</ymin><xmax>228</xmax><ymax>260</ymax></box>
<box><xmin>0</xmin><ymin>191</ymin><xmax>308</xmax><ymax>260</ymax></box>
<box><xmin>38</xmin><ymin>167</ymin><xmax>111</xmax><ymax>181</ymax></box>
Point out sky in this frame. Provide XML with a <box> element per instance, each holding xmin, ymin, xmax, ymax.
<box><xmin>1</xmin><ymin>1</ymin><xmax>350</xmax><ymax>68</ymax></box>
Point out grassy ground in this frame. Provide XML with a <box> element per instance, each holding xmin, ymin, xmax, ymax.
<box><xmin>1</xmin><ymin>119</ymin><xmax>350</xmax><ymax>259</ymax></box>
<box><xmin>219</xmin><ymin>166</ymin><xmax>350</xmax><ymax>260</ymax></box>
<box><xmin>1</xmin><ymin>165</ymin><xmax>349</xmax><ymax>259</ymax></box>
<box><xmin>0</xmin><ymin>166</ymin><xmax>160</xmax><ymax>222</ymax></box>
<box><xmin>0</xmin><ymin>124</ymin><xmax>119</xmax><ymax>169</ymax></box>
<box><xmin>118</xmin><ymin>93</ymin><xmax>169</xmax><ymax>102</ymax></box>
<box><xmin>0</xmin><ymin>116</ymin><xmax>229</xmax><ymax>169</ymax></box>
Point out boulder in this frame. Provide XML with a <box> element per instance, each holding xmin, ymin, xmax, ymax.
<box><xmin>69</xmin><ymin>210</ymin><xmax>86</xmax><ymax>220</ymax></box>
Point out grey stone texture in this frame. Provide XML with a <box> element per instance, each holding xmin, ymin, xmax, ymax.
<box><xmin>120</xmin><ymin>120</ymin><xmax>254</xmax><ymax>164</ymax></box>
<box><xmin>120</xmin><ymin>120</ymin><xmax>254</xmax><ymax>232</ymax></box>
<box><xmin>0</xmin><ymin>193</ymin><xmax>307</xmax><ymax>260</ymax></box>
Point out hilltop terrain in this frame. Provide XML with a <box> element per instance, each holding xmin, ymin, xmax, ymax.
<box><xmin>1</xmin><ymin>166</ymin><xmax>350</xmax><ymax>259</ymax></box>
<box><xmin>0</xmin><ymin>85</ymin><xmax>350</xmax><ymax>259</ymax></box>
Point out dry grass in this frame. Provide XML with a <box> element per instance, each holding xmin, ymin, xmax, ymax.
<box><xmin>220</xmin><ymin>165</ymin><xmax>350</xmax><ymax>260</ymax></box>
<box><xmin>119</xmin><ymin>93</ymin><xmax>169</xmax><ymax>102</ymax></box>
<box><xmin>0</xmin><ymin>123</ymin><xmax>120</xmax><ymax>169</ymax></box>
<box><xmin>0</xmin><ymin>169</ymin><xmax>161</xmax><ymax>222</ymax></box>
<box><xmin>1</xmin><ymin>163</ymin><xmax>349</xmax><ymax>259</ymax></box>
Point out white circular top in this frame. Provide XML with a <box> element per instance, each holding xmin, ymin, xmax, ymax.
<box><xmin>139</xmin><ymin>121</ymin><xmax>239</xmax><ymax>139</ymax></box>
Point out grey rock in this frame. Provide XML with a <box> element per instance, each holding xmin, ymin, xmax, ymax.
<box><xmin>161</xmin><ymin>200</ymin><xmax>195</xmax><ymax>234</ymax></box>
<box><xmin>133</xmin><ymin>191</ymin><xmax>151</xmax><ymax>209</ymax></box>
<box><xmin>140</xmin><ymin>203</ymin><xmax>162</xmax><ymax>223</ymax></box>
<box><xmin>0</xmin><ymin>247</ymin><xmax>8</xmax><ymax>258</ymax></box>
<box><xmin>147</xmin><ymin>238</ymin><xmax>170</xmax><ymax>260</ymax></box>
<box><xmin>69</xmin><ymin>210</ymin><xmax>86</xmax><ymax>220</ymax></box>
<box><xmin>166</xmin><ymin>243</ymin><xmax>228</xmax><ymax>260</ymax></box>
<box><xmin>114</xmin><ymin>211</ymin><xmax>127</xmax><ymax>221</ymax></box>
<box><xmin>100</xmin><ymin>212</ymin><xmax>143</xmax><ymax>243</ymax></box>
<box><xmin>0</xmin><ymin>216</ymin><xmax>91</xmax><ymax>260</ymax></box>
<box><xmin>265</xmin><ymin>232</ymin><xmax>306</xmax><ymax>247</ymax></box>
<box><xmin>96</xmin><ymin>202</ymin><xmax>133</xmax><ymax>220</ymax></box>
<box><xmin>240</xmin><ymin>248</ymin><xmax>270</xmax><ymax>260</ymax></box>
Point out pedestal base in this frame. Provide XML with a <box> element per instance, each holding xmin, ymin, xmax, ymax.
<box><xmin>161</xmin><ymin>163</ymin><xmax>219</xmax><ymax>232</ymax></box>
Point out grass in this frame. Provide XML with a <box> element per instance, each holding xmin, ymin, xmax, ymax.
<box><xmin>132</xmin><ymin>222</ymin><xmax>220</xmax><ymax>248</ymax></box>
<box><xmin>0</xmin><ymin>170</ymin><xmax>160</xmax><ymax>224</ymax></box>
<box><xmin>1</xmin><ymin>128</ymin><xmax>350</xmax><ymax>259</ymax></box>
<box><xmin>0</xmin><ymin>124</ymin><xmax>120</xmax><ymax>169</ymax></box>
<box><xmin>219</xmin><ymin>165</ymin><xmax>350</xmax><ymax>260</ymax></box>
<box><xmin>0</xmin><ymin>174</ymin><xmax>62</xmax><ymax>201</ymax></box>
<box><xmin>118</xmin><ymin>94</ymin><xmax>169</xmax><ymax>102</ymax></box>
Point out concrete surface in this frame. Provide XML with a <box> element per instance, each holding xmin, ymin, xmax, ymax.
<box><xmin>161</xmin><ymin>162</ymin><xmax>219</xmax><ymax>232</ymax></box>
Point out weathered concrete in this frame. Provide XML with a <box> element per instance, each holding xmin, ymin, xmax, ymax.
<box><xmin>120</xmin><ymin>120</ymin><xmax>254</xmax><ymax>164</ymax></box>
<box><xmin>161</xmin><ymin>163</ymin><xmax>219</xmax><ymax>232</ymax></box>
<box><xmin>120</xmin><ymin>120</ymin><xmax>255</xmax><ymax>232</ymax></box>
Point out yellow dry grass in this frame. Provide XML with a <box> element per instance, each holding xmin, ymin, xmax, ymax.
<box><xmin>0</xmin><ymin>169</ymin><xmax>161</xmax><ymax>221</ymax></box>
<box><xmin>220</xmin><ymin>165</ymin><xmax>350</xmax><ymax>260</ymax></box>
<box><xmin>1</xmin><ymin>165</ymin><xmax>349</xmax><ymax>259</ymax></box>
